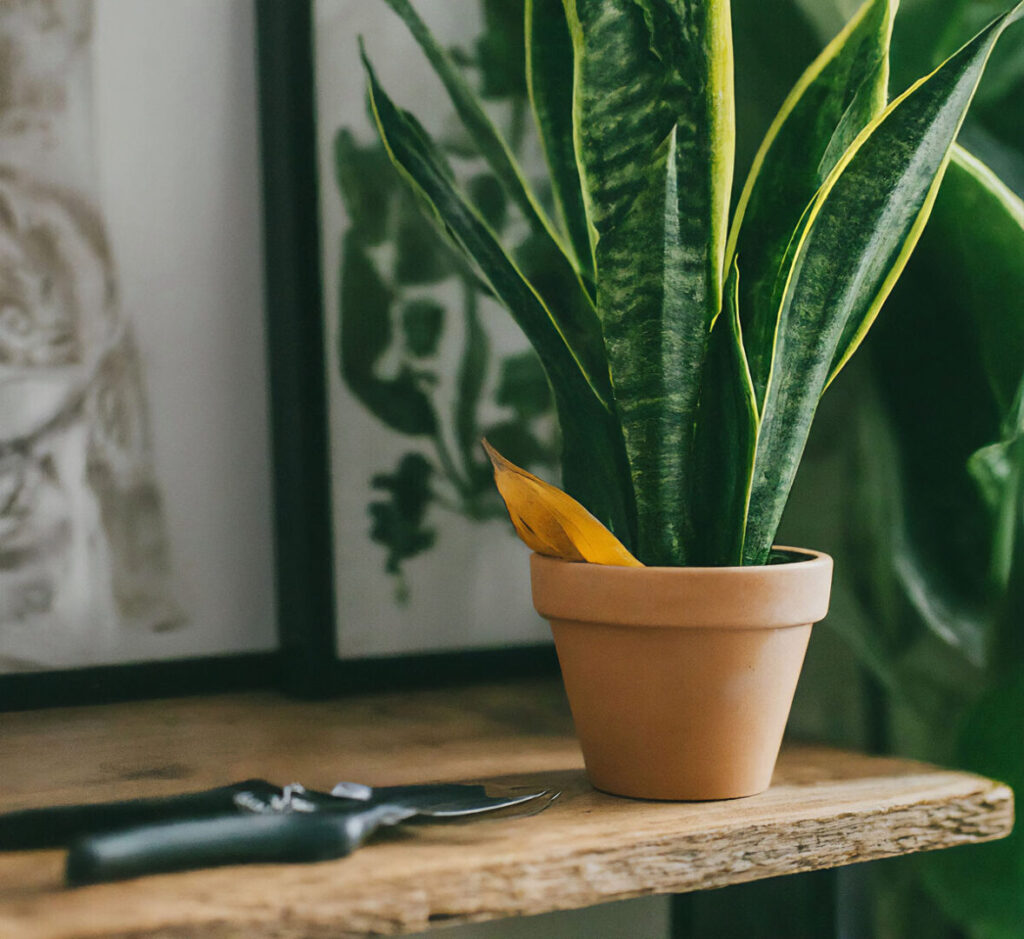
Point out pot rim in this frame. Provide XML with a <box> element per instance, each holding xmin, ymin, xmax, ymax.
<box><xmin>530</xmin><ymin>546</ymin><xmax>833</xmax><ymax>630</ymax></box>
<box><xmin>560</xmin><ymin>545</ymin><xmax>828</xmax><ymax>574</ymax></box>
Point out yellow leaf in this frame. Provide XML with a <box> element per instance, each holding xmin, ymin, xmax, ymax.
<box><xmin>482</xmin><ymin>439</ymin><xmax>643</xmax><ymax>567</ymax></box>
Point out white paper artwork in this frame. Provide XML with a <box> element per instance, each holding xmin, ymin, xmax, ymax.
<box><xmin>0</xmin><ymin>0</ymin><xmax>180</xmax><ymax>669</ymax></box>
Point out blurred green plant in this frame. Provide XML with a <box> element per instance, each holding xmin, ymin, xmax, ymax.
<box><xmin>778</xmin><ymin>2</ymin><xmax>1024</xmax><ymax>937</ymax></box>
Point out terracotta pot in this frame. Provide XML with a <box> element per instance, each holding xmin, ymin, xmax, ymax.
<box><xmin>530</xmin><ymin>547</ymin><xmax>833</xmax><ymax>801</ymax></box>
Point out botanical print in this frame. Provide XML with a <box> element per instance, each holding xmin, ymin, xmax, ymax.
<box><xmin>333</xmin><ymin>1</ymin><xmax>557</xmax><ymax>598</ymax></box>
<box><xmin>0</xmin><ymin>0</ymin><xmax>180</xmax><ymax>670</ymax></box>
<box><xmin>316</xmin><ymin>0</ymin><xmax>554</xmax><ymax>656</ymax></box>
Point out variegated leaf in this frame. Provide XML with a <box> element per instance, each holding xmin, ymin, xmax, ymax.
<box><xmin>525</xmin><ymin>0</ymin><xmax>595</xmax><ymax>288</ymax></box>
<box><xmin>744</xmin><ymin>2</ymin><xmax>1024</xmax><ymax>564</ymax></box>
<box><xmin>728</xmin><ymin>0</ymin><xmax>896</xmax><ymax>408</ymax></box>
<box><xmin>362</xmin><ymin>50</ymin><xmax>637</xmax><ymax>542</ymax></box>
<box><xmin>565</xmin><ymin>0</ymin><xmax>734</xmax><ymax>564</ymax></box>
<box><xmin>378</xmin><ymin>0</ymin><xmax>607</xmax><ymax>381</ymax></box>
<box><xmin>690</xmin><ymin>260</ymin><xmax>758</xmax><ymax>566</ymax></box>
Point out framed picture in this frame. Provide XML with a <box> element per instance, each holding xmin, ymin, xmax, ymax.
<box><xmin>0</xmin><ymin>0</ymin><xmax>278</xmax><ymax>707</ymax></box>
<box><xmin>259</xmin><ymin>0</ymin><xmax>561</xmax><ymax>693</ymax></box>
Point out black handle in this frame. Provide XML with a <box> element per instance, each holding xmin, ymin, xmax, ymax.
<box><xmin>65</xmin><ymin>805</ymin><xmax>411</xmax><ymax>886</ymax></box>
<box><xmin>0</xmin><ymin>780</ymin><xmax>279</xmax><ymax>850</ymax></box>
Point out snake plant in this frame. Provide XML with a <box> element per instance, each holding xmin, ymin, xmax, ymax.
<box><xmin>361</xmin><ymin>0</ymin><xmax>1023</xmax><ymax>567</ymax></box>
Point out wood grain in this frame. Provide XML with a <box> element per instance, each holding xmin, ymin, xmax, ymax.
<box><xmin>0</xmin><ymin>682</ymin><xmax>1013</xmax><ymax>939</ymax></box>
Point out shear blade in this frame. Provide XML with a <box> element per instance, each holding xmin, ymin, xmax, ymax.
<box><xmin>329</xmin><ymin>781</ymin><xmax>555</xmax><ymax>816</ymax></box>
<box><xmin>418</xmin><ymin>788</ymin><xmax>555</xmax><ymax>817</ymax></box>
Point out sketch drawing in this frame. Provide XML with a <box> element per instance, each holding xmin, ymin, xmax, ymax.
<box><xmin>0</xmin><ymin>0</ymin><xmax>181</xmax><ymax>670</ymax></box>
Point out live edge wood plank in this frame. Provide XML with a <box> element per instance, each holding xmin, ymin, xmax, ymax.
<box><xmin>0</xmin><ymin>682</ymin><xmax>1013</xmax><ymax>939</ymax></box>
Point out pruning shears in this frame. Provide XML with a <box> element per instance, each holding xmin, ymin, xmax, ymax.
<box><xmin>0</xmin><ymin>778</ymin><xmax>558</xmax><ymax>885</ymax></box>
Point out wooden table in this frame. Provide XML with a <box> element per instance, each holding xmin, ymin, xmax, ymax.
<box><xmin>0</xmin><ymin>681</ymin><xmax>1013</xmax><ymax>939</ymax></box>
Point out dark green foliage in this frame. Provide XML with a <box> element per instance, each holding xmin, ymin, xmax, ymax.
<box><xmin>729</xmin><ymin>0</ymin><xmax>893</xmax><ymax>408</ymax></box>
<box><xmin>690</xmin><ymin>262</ymin><xmax>757</xmax><ymax>566</ymax></box>
<box><xmin>920</xmin><ymin>668</ymin><xmax>1024</xmax><ymax>937</ymax></box>
<box><xmin>526</xmin><ymin>0</ymin><xmax>595</xmax><ymax>284</ymax></box>
<box><xmin>401</xmin><ymin>299</ymin><xmax>444</xmax><ymax>358</ymax></box>
<box><xmin>475</xmin><ymin>0</ymin><xmax>527</xmax><ymax>99</ymax></box>
<box><xmin>393</xmin><ymin>214</ymin><xmax>452</xmax><ymax>285</ymax></box>
<box><xmin>466</xmin><ymin>173</ymin><xmax>507</xmax><ymax>230</ymax></box>
<box><xmin>335</xmin><ymin>129</ymin><xmax>391</xmax><ymax>245</ymax></box>
<box><xmin>369</xmin><ymin>453</ymin><xmax>436</xmax><ymax>579</ymax></box>
<box><xmin>339</xmin><ymin>230</ymin><xmax>438</xmax><ymax>436</ymax></box>
<box><xmin>495</xmin><ymin>350</ymin><xmax>552</xmax><ymax>420</ymax></box>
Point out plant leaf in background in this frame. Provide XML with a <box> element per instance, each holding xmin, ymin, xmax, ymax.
<box><xmin>919</xmin><ymin>668</ymin><xmax>1024</xmax><ymax>939</ymax></box>
<box><xmin>777</xmin><ymin>4</ymin><xmax>1024</xmax><ymax>934</ymax></box>
<box><xmin>744</xmin><ymin>3</ymin><xmax>1024</xmax><ymax>564</ymax></box>
<box><xmin>727</xmin><ymin>0</ymin><xmax>895</xmax><ymax>407</ymax></box>
<box><xmin>565</xmin><ymin>0</ymin><xmax>735</xmax><ymax>566</ymax></box>
<box><xmin>338</xmin><ymin>231</ymin><xmax>438</xmax><ymax>437</ymax></box>
<box><xmin>369</xmin><ymin>453</ymin><xmax>436</xmax><ymax>593</ymax></box>
<box><xmin>856</xmin><ymin>146</ymin><xmax>1024</xmax><ymax>936</ymax></box>
<box><xmin>859</xmin><ymin>146</ymin><xmax>1024</xmax><ymax>672</ymax></box>
<box><xmin>483</xmin><ymin>440</ymin><xmax>642</xmax><ymax>566</ymax></box>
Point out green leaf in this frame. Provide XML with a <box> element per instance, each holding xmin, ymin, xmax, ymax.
<box><xmin>370</xmin><ymin>3</ymin><xmax>608</xmax><ymax>404</ymax></box>
<box><xmin>362</xmin><ymin>50</ymin><xmax>636</xmax><ymax>541</ymax></box>
<box><xmin>334</xmin><ymin>130</ymin><xmax>392</xmax><ymax>245</ymax></box>
<box><xmin>401</xmin><ymin>298</ymin><xmax>444</xmax><ymax>358</ymax></box>
<box><xmin>727</xmin><ymin>0</ymin><xmax>896</xmax><ymax>407</ymax></box>
<box><xmin>378</xmin><ymin>0</ymin><xmax>566</xmax><ymax>256</ymax></box>
<box><xmin>455</xmin><ymin>284</ymin><xmax>489</xmax><ymax>476</ymax></box>
<box><xmin>848</xmin><ymin>150</ymin><xmax>1024</xmax><ymax>671</ymax></box>
<box><xmin>475</xmin><ymin>0</ymin><xmax>528</xmax><ymax>99</ymax></box>
<box><xmin>924</xmin><ymin>146</ymin><xmax>1024</xmax><ymax>414</ymax></box>
<box><xmin>363</xmin><ymin>51</ymin><xmax>601</xmax><ymax>404</ymax></box>
<box><xmin>564</xmin><ymin>0</ymin><xmax>735</xmax><ymax>564</ymax></box>
<box><xmin>969</xmin><ymin>374</ymin><xmax>1024</xmax><ymax>593</ymax></box>
<box><xmin>600</xmin><ymin>127</ymin><xmax>711</xmax><ymax>563</ymax></box>
<box><xmin>744</xmin><ymin>3</ymin><xmax>1024</xmax><ymax>564</ymax></box>
<box><xmin>338</xmin><ymin>230</ymin><xmax>438</xmax><ymax>436</ymax></box>
<box><xmin>565</xmin><ymin>0</ymin><xmax>734</xmax><ymax>287</ymax></box>
<box><xmin>482</xmin><ymin>420</ymin><xmax>552</xmax><ymax>471</ymax></box>
<box><xmin>495</xmin><ymin>350</ymin><xmax>553</xmax><ymax>419</ymax></box>
<box><xmin>369</xmin><ymin>452</ymin><xmax>436</xmax><ymax>577</ymax></box>
<box><xmin>918</xmin><ymin>667</ymin><xmax>1024</xmax><ymax>938</ymax></box>
<box><xmin>690</xmin><ymin>260</ymin><xmax>758</xmax><ymax>566</ymax></box>
<box><xmin>969</xmin><ymin>436</ymin><xmax>1024</xmax><ymax>592</ymax></box>
<box><xmin>466</xmin><ymin>173</ymin><xmax>507</xmax><ymax>231</ymax></box>
<box><xmin>919</xmin><ymin>147</ymin><xmax>1024</xmax><ymax>596</ymax></box>
<box><xmin>525</xmin><ymin>0</ymin><xmax>595</xmax><ymax>284</ymax></box>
